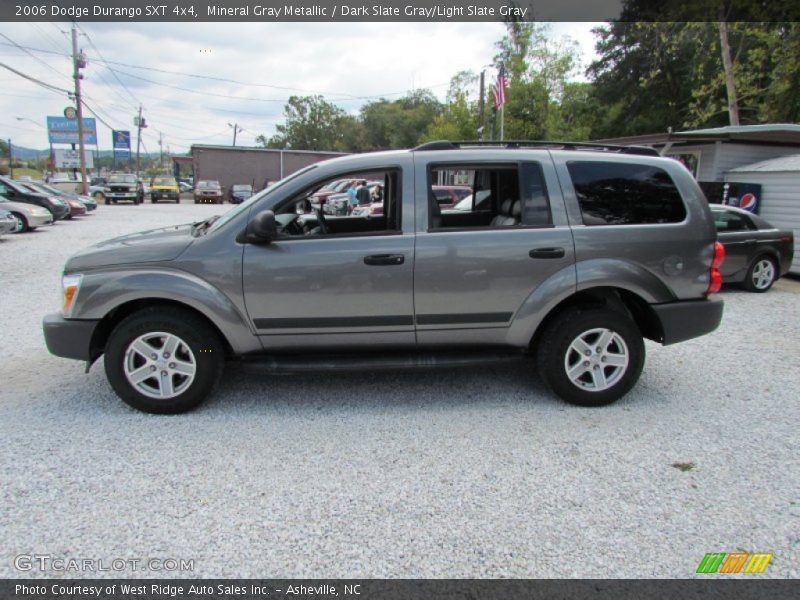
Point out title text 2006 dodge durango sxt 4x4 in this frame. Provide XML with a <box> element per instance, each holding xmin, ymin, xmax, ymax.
<box><xmin>43</xmin><ymin>141</ymin><xmax>724</xmax><ymax>413</ymax></box>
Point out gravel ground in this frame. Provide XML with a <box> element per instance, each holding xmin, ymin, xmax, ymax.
<box><xmin>0</xmin><ymin>203</ymin><xmax>798</xmax><ymax>579</ymax></box>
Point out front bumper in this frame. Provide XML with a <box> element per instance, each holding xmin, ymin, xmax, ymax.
<box><xmin>651</xmin><ymin>297</ymin><xmax>724</xmax><ymax>345</ymax></box>
<box><xmin>43</xmin><ymin>312</ymin><xmax>100</xmax><ymax>361</ymax></box>
<box><xmin>30</xmin><ymin>213</ymin><xmax>54</xmax><ymax>227</ymax></box>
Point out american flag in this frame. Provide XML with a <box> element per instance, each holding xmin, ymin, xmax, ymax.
<box><xmin>493</xmin><ymin>65</ymin><xmax>509</xmax><ymax>109</ymax></box>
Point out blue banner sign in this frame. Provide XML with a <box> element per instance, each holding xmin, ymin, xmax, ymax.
<box><xmin>47</xmin><ymin>116</ymin><xmax>97</xmax><ymax>145</ymax></box>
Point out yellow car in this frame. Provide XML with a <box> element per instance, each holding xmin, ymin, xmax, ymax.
<box><xmin>150</xmin><ymin>176</ymin><xmax>181</xmax><ymax>203</ymax></box>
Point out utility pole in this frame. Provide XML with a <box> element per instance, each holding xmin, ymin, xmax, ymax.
<box><xmin>477</xmin><ymin>71</ymin><xmax>485</xmax><ymax>140</ymax></box>
<box><xmin>71</xmin><ymin>24</ymin><xmax>89</xmax><ymax>195</ymax></box>
<box><xmin>718</xmin><ymin>14</ymin><xmax>740</xmax><ymax>126</ymax></box>
<box><xmin>135</xmin><ymin>105</ymin><xmax>143</xmax><ymax>175</ymax></box>
<box><xmin>228</xmin><ymin>122</ymin><xmax>242</xmax><ymax>146</ymax></box>
<box><xmin>158</xmin><ymin>131</ymin><xmax>163</xmax><ymax>169</ymax></box>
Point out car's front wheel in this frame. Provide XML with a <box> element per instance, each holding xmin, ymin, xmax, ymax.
<box><xmin>536</xmin><ymin>307</ymin><xmax>645</xmax><ymax>407</ymax></box>
<box><xmin>104</xmin><ymin>308</ymin><xmax>224</xmax><ymax>414</ymax></box>
<box><xmin>10</xmin><ymin>212</ymin><xmax>28</xmax><ymax>233</ymax></box>
<box><xmin>744</xmin><ymin>255</ymin><xmax>777</xmax><ymax>293</ymax></box>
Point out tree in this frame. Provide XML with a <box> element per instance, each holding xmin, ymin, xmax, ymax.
<box><xmin>587</xmin><ymin>19</ymin><xmax>800</xmax><ymax>137</ymax></box>
<box><xmin>420</xmin><ymin>92</ymin><xmax>476</xmax><ymax>142</ymax></box>
<box><xmin>491</xmin><ymin>23</ymin><xmax>583</xmax><ymax>140</ymax></box>
<box><xmin>256</xmin><ymin>95</ymin><xmax>354</xmax><ymax>151</ymax></box>
<box><xmin>359</xmin><ymin>89</ymin><xmax>442</xmax><ymax>150</ymax></box>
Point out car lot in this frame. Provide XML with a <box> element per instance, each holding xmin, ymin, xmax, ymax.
<box><xmin>0</xmin><ymin>203</ymin><xmax>798</xmax><ymax>578</ymax></box>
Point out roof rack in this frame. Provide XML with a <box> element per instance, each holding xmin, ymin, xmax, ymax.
<box><xmin>412</xmin><ymin>140</ymin><xmax>660</xmax><ymax>157</ymax></box>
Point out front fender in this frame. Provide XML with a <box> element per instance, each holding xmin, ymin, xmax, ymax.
<box><xmin>72</xmin><ymin>268</ymin><xmax>260</xmax><ymax>354</ymax></box>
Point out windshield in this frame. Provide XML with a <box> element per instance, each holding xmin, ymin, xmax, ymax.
<box><xmin>197</xmin><ymin>180</ymin><xmax>220</xmax><ymax>189</ymax></box>
<box><xmin>153</xmin><ymin>177</ymin><xmax>176</xmax><ymax>186</ymax></box>
<box><xmin>208</xmin><ymin>165</ymin><xmax>317</xmax><ymax>233</ymax></box>
<box><xmin>232</xmin><ymin>185</ymin><xmax>252</xmax><ymax>192</ymax></box>
<box><xmin>108</xmin><ymin>174</ymin><xmax>137</xmax><ymax>184</ymax></box>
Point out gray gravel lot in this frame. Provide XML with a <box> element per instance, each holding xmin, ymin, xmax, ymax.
<box><xmin>0</xmin><ymin>204</ymin><xmax>798</xmax><ymax>579</ymax></box>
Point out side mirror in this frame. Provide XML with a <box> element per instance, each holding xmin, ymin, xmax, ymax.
<box><xmin>240</xmin><ymin>210</ymin><xmax>277</xmax><ymax>244</ymax></box>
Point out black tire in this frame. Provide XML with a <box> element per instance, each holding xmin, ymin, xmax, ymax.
<box><xmin>536</xmin><ymin>307</ymin><xmax>645</xmax><ymax>407</ymax></box>
<box><xmin>151</xmin><ymin>196</ymin><xmax>157</xmax><ymax>203</ymax></box>
<box><xmin>176</xmin><ymin>198</ymin><xmax>180</xmax><ymax>204</ymax></box>
<box><xmin>10</xmin><ymin>212</ymin><xmax>28</xmax><ymax>233</ymax></box>
<box><xmin>743</xmin><ymin>255</ymin><xmax>777</xmax><ymax>293</ymax></box>
<box><xmin>104</xmin><ymin>307</ymin><xmax>225</xmax><ymax>414</ymax></box>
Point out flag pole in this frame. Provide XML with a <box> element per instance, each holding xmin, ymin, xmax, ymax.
<box><xmin>500</xmin><ymin>105</ymin><xmax>504</xmax><ymax>141</ymax></box>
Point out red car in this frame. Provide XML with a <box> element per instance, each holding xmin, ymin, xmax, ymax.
<box><xmin>431</xmin><ymin>185</ymin><xmax>471</xmax><ymax>209</ymax></box>
<box><xmin>65</xmin><ymin>198</ymin><xmax>87</xmax><ymax>218</ymax></box>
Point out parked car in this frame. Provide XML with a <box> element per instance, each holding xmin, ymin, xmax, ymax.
<box><xmin>0</xmin><ymin>175</ymin><xmax>69</xmax><ymax>220</ymax></box>
<box><xmin>178</xmin><ymin>181</ymin><xmax>193</xmax><ymax>194</ymax></box>
<box><xmin>0</xmin><ymin>209</ymin><xmax>16</xmax><ymax>237</ymax></box>
<box><xmin>312</xmin><ymin>178</ymin><xmax>357</xmax><ymax>210</ymax></box>
<box><xmin>20</xmin><ymin>182</ymin><xmax>97</xmax><ymax>212</ymax></box>
<box><xmin>103</xmin><ymin>173</ymin><xmax>143</xmax><ymax>204</ymax></box>
<box><xmin>150</xmin><ymin>176</ymin><xmax>181</xmax><ymax>203</ymax></box>
<box><xmin>64</xmin><ymin>197</ymin><xmax>87</xmax><ymax>219</ymax></box>
<box><xmin>0</xmin><ymin>194</ymin><xmax>53</xmax><ymax>232</ymax></box>
<box><xmin>431</xmin><ymin>185</ymin><xmax>472</xmax><ymax>209</ymax></box>
<box><xmin>43</xmin><ymin>141</ymin><xmax>725</xmax><ymax>414</ymax></box>
<box><xmin>710</xmin><ymin>204</ymin><xmax>794</xmax><ymax>292</ymax></box>
<box><xmin>194</xmin><ymin>180</ymin><xmax>223</xmax><ymax>204</ymax></box>
<box><xmin>229</xmin><ymin>184</ymin><xmax>254</xmax><ymax>204</ymax></box>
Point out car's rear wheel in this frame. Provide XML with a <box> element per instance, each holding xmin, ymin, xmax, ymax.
<box><xmin>10</xmin><ymin>212</ymin><xmax>28</xmax><ymax>233</ymax></box>
<box><xmin>104</xmin><ymin>307</ymin><xmax>224</xmax><ymax>414</ymax></box>
<box><xmin>536</xmin><ymin>307</ymin><xmax>644</xmax><ymax>407</ymax></box>
<box><xmin>744</xmin><ymin>255</ymin><xmax>777</xmax><ymax>293</ymax></box>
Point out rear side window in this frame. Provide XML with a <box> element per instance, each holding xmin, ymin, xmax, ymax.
<box><xmin>567</xmin><ymin>162</ymin><xmax>687</xmax><ymax>225</ymax></box>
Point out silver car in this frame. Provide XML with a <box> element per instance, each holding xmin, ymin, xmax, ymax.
<box><xmin>0</xmin><ymin>209</ymin><xmax>16</xmax><ymax>236</ymax></box>
<box><xmin>0</xmin><ymin>194</ymin><xmax>54</xmax><ymax>232</ymax></box>
<box><xmin>43</xmin><ymin>141</ymin><xmax>724</xmax><ymax>414</ymax></box>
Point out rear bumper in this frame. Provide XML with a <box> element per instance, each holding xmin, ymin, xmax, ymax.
<box><xmin>43</xmin><ymin>312</ymin><xmax>100</xmax><ymax>361</ymax></box>
<box><xmin>651</xmin><ymin>297</ymin><xmax>724</xmax><ymax>345</ymax></box>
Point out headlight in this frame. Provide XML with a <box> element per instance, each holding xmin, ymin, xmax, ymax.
<box><xmin>49</xmin><ymin>197</ymin><xmax>65</xmax><ymax>206</ymax></box>
<box><xmin>104</xmin><ymin>186</ymin><xmax>111</xmax><ymax>192</ymax></box>
<box><xmin>31</xmin><ymin>208</ymin><xmax>50</xmax><ymax>216</ymax></box>
<box><xmin>61</xmin><ymin>274</ymin><xmax>83</xmax><ymax>317</ymax></box>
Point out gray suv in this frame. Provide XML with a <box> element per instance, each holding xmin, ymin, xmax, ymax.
<box><xmin>43</xmin><ymin>141</ymin><xmax>725</xmax><ymax>413</ymax></box>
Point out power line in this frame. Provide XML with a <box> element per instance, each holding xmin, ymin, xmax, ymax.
<box><xmin>76</xmin><ymin>23</ymin><xmax>141</xmax><ymax>110</ymax></box>
<box><xmin>0</xmin><ymin>32</ymin><xmax>72</xmax><ymax>84</ymax></box>
<box><xmin>0</xmin><ymin>62</ymin><xmax>71</xmax><ymax>95</ymax></box>
<box><xmin>0</xmin><ymin>41</ymin><xmax>450</xmax><ymax>101</ymax></box>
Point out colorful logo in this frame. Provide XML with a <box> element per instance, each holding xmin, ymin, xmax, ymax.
<box><xmin>696</xmin><ymin>552</ymin><xmax>773</xmax><ymax>574</ymax></box>
<box><xmin>739</xmin><ymin>192</ymin><xmax>757</xmax><ymax>211</ymax></box>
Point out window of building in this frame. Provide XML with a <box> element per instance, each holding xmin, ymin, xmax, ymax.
<box><xmin>567</xmin><ymin>161</ymin><xmax>687</xmax><ymax>226</ymax></box>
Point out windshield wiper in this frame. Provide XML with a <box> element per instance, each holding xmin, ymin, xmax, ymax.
<box><xmin>191</xmin><ymin>215</ymin><xmax>220</xmax><ymax>236</ymax></box>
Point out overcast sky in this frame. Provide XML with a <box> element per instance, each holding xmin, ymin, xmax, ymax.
<box><xmin>0</xmin><ymin>22</ymin><xmax>601</xmax><ymax>152</ymax></box>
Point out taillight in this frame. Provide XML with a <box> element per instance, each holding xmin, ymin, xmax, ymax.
<box><xmin>707</xmin><ymin>241</ymin><xmax>725</xmax><ymax>295</ymax></box>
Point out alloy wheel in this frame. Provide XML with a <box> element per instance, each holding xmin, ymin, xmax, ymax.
<box><xmin>564</xmin><ymin>327</ymin><xmax>629</xmax><ymax>392</ymax></box>
<box><xmin>123</xmin><ymin>332</ymin><xmax>196</xmax><ymax>399</ymax></box>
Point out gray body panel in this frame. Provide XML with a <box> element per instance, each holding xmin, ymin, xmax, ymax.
<box><xmin>52</xmin><ymin>147</ymin><xmax>722</xmax><ymax>362</ymax></box>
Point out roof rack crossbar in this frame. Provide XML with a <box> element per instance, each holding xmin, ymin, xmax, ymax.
<box><xmin>412</xmin><ymin>140</ymin><xmax>659</xmax><ymax>157</ymax></box>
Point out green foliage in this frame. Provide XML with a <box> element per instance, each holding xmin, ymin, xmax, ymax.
<box><xmin>257</xmin><ymin>95</ymin><xmax>354</xmax><ymax>151</ymax></box>
<box><xmin>257</xmin><ymin>18</ymin><xmax>799</xmax><ymax>151</ymax></box>
<box><xmin>421</xmin><ymin>92</ymin><xmax>476</xmax><ymax>142</ymax></box>
<box><xmin>587</xmin><ymin>21</ymin><xmax>800</xmax><ymax>136</ymax></box>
